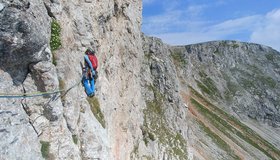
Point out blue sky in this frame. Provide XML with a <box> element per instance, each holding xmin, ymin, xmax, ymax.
<box><xmin>142</xmin><ymin>0</ymin><xmax>280</xmax><ymax>51</ymax></box>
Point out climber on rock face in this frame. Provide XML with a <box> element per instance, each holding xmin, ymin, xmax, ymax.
<box><xmin>82</xmin><ymin>48</ymin><xmax>98</xmax><ymax>97</ymax></box>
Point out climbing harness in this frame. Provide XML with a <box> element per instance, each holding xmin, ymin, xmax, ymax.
<box><xmin>0</xmin><ymin>79</ymin><xmax>81</xmax><ymax>98</ymax></box>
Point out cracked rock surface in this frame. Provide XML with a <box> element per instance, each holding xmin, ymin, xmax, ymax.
<box><xmin>1</xmin><ymin>0</ymin><xmax>280</xmax><ymax>159</ymax></box>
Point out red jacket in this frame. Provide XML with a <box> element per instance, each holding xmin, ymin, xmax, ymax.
<box><xmin>88</xmin><ymin>54</ymin><xmax>98</xmax><ymax>70</ymax></box>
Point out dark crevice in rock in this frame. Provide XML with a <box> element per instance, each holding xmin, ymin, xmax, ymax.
<box><xmin>114</xmin><ymin>1</ymin><xmax>119</xmax><ymax>16</ymax></box>
<box><xmin>98</xmin><ymin>14</ymin><xmax>111</xmax><ymax>34</ymax></box>
<box><xmin>120</xmin><ymin>3</ymin><xmax>130</xmax><ymax>20</ymax></box>
<box><xmin>8</xmin><ymin>1</ymin><xmax>30</xmax><ymax>11</ymax></box>
<box><xmin>10</xmin><ymin>137</ymin><xmax>19</xmax><ymax>144</ymax></box>
<box><xmin>50</xmin><ymin>0</ymin><xmax>60</xmax><ymax>4</ymax></box>
<box><xmin>63</xmin><ymin>114</ymin><xmax>74</xmax><ymax>133</ymax></box>
<box><xmin>113</xmin><ymin>1</ymin><xmax>130</xmax><ymax>20</ymax></box>
<box><xmin>197</xmin><ymin>52</ymin><xmax>203</xmax><ymax>62</ymax></box>
<box><xmin>44</xmin><ymin>3</ymin><xmax>55</xmax><ymax>18</ymax></box>
<box><xmin>0</xmin><ymin>129</ymin><xmax>9</xmax><ymax>133</ymax></box>
<box><xmin>0</xmin><ymin>111</ymin><xmax>13</xmax><ymax>115</ymax></box>
<box><xmin>16</xmin><ymin>20</ymin><xmax>30</xmax><ymax>34</ymax></box>
<box><xmin>20</xmin><ymin>98</ymin><xmax>40</xmax><ymax>136</ymax></box>
<box><xmin>21</xmin><ymin>86</ymin><xmax>31</xmax><ymax>116</ymax></box>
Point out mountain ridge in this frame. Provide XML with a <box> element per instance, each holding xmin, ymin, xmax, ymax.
<box><xmin>0</xmin><ymin>0</ymin><xmax>280</xmax><ymax>159</ymax></box>
<box><xmin>175</xmin><ymin>40</ymin><xmax>279</xmax><ymax>52</ymax></box>
<box><xmin>141</xmin><ymin>35</ymin><xmax>280</xmax><ymax>159</ymax></box>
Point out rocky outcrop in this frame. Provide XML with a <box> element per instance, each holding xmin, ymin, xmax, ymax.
<box><xmin>1</xmin><ymin>0</ymin><xmax>144</xmax><ymax>159</ymax></box>
<box><xmin>129</xmin><ymin>36</ymin><xmax>189</xmax><ymax>159</ymax></box>
<box><xmin>46</xmin><ymin>0</ymin><xmax>144</xmax><ymax>159</ymax></box>
<box><xmin>0</xmin><ymin>0</ymin><xmax>51</xmax><ymax>84</ymax></box>
<box><xmin>172</xmin><ymin>40</ymin><xmax>280</xmax><ymax>159</ymax></box>
<box><xmin>171</xmin><ymin>40</ymin><xmax>280</xmax><ymax>128</ymax></box>
<box><xmin>1</xmin><ymin>0</ymin><xmax>280</xmax><ymax>159</ymax></box>
<box><xmin>0</xmin><ymin>0</ymin><xmax>53</xmax><ymax>159</ymax></box>
<box><xmin>141</xmin><ymin>37</ymin><xmax>280</xmax><ymax>159</ymax></box>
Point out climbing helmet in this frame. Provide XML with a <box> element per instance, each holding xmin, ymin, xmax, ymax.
<box><xmin>86</xmin><ymin>48</ymin><xmax>95</xmax><ymax>55</ymax></box>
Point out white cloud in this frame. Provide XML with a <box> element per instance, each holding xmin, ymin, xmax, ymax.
<box><xmin>153</xmin><ymin>32</ymin><xmax>219</xmax><ymax>45</ymax></box>
<box><xmin>210</xmin><ymin>15</ymin><xmax>261</xmax><ymax>35</ymax></box>
<box><xmin>142</xmin><ymin>9</ymin><xmax>188</xmax><ymax>33</ymax></box>
<box><xmin>186</xmin><ymin>4</ymin><xmax>208</xmax><ymax>17</ymax></box>
<box><xmin>153</xmin><ymin>15</ymin><xmax>262</xmax><ymax>45</ymax></box>
<box><xmin>143</xmin><ymin>0</ymin><xmax>280</xmax><ymax>51</ymax></box>
<box><xmin>250</xmin><ymin>9</ymin><xmax>280</xmax><ymax>51</ymax></box>
<box><xmin>150</xmin><ymin>9</ymin><xmax>280</xmax><ymax>52</ymax></box>
<box><xmin>142</xmin><ymin>3</ymin><xmax>209</xmax><ymax>34</ymax></box>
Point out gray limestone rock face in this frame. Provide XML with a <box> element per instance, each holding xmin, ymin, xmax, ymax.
<box><xmin>0</xmin><ymin>1</ymin><xmax>51</xmax><ymax>159</ymax></box>
<box><xmin>179</xmin><ymin>41</ymin><xmax>280</xmax><ymax>127</ymax></box>
<box><xmin>2</xmin><ymin>0</ymin><xmax>144</xmax><ymax>159</ymax></box>
<box><xmin>0</xmin><ymin>0</ymin><xmax>51</xmax><ymax>84</ymax></box>
<box><xmin>141</xmin><ymin>36</ymin><xmax>280</xmax><ymax>159</ymax></box>
<box><xmin>135</xmin><ymin>35</ymin><xmax>189</xmax><ymax>159</ymax></box>
<box><xmin>47</xmin><ymin>0</ymin><xmax>144</xmax><ymax>159</ymax></box>
<box><xmin>171</xmin><ymin>40</ymin><xmax>280</xmax><ymax>159</ymax></box>
<box><xmin>0</xmin><ymin>100</ymin><xmax>43</xmax><ymax>160</ymax></box>
<box><xmin>1</xmin><ymin>0</ymin><xmax>280</xmax><ymax>159</ymax></box>
<box><xmin>0</xmin><ymin>0</ymin><xmax>80</xmax><ymax>159</ymax></box>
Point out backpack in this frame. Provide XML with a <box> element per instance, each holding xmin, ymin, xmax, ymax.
<box><xmin>88</xmin><ymin>54</ymin><xmax>98</xmax><ymax>70</ymax></box>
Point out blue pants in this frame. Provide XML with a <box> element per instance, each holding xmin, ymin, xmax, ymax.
<box><xmin>82</xmin><ymin>77</ymin><xmax>95</xmax><ymax>96</ymax></box>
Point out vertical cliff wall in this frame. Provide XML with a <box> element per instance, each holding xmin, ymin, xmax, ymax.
<box><xmin>47</xmin><ymin>0</ymin><xmax>144</xmax><ymax>159</ymax></box>
<box><xmin>141</xmin><ymin>36</ymin><xmax>280</xmax><ymax>160</ymax></box>
<box><xmin>1</xmin><ymin>0</ymin><xmax>144</xmax><ymax>159</ymax></box>
<box><xmin>1</xmin><ymin>0</ymin><xmax>280</xmax><ymax>160</ymax></box>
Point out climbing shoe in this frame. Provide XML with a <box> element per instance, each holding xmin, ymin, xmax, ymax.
<box><xmin>88</xmin><ymin>92</ymin><xmax>95</xmax><ymax>97</ymax></box>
